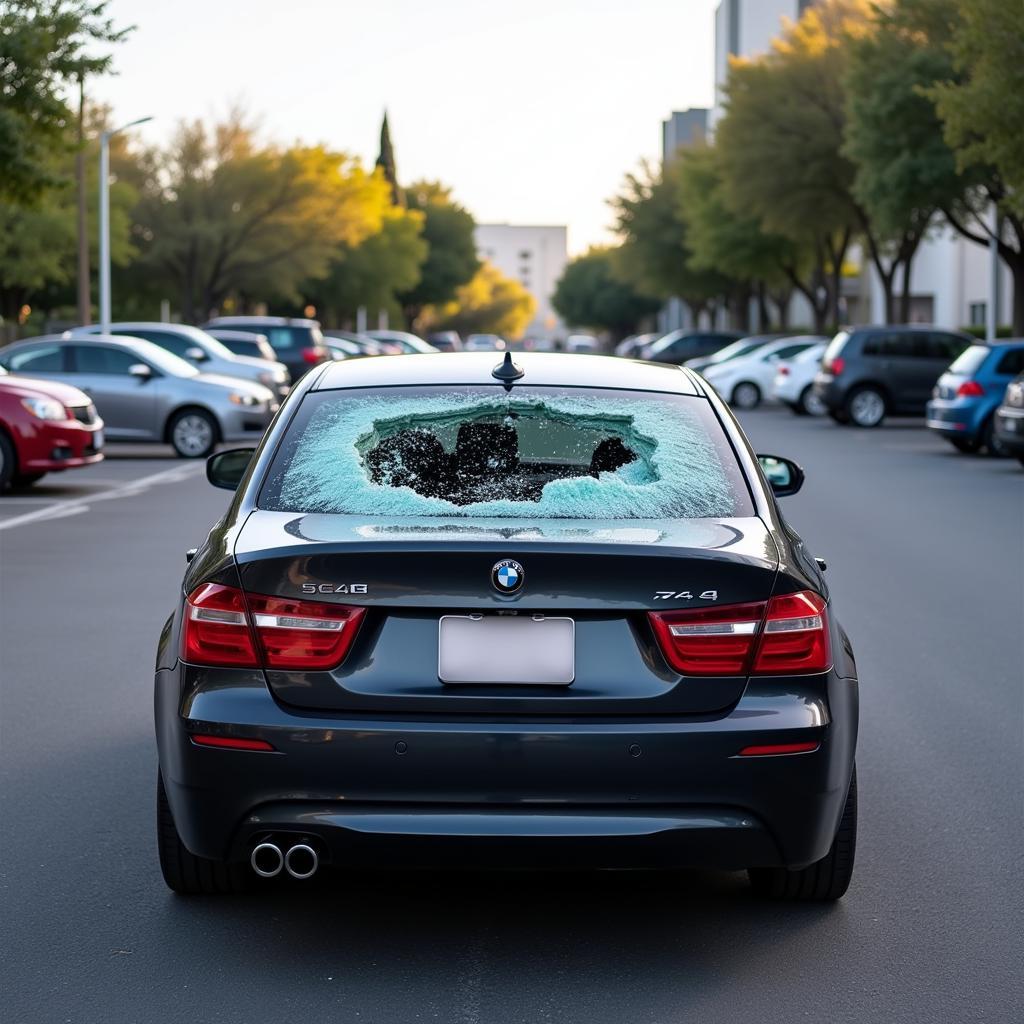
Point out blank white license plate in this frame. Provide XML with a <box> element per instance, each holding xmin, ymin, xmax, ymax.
<box><xmin>438</xmin><ymin>615</ymin><xmax>575</xmax><ymax>685</ymax></box>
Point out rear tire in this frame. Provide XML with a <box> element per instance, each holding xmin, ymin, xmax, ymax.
<box><xmin>749</xmin><ymin>764</ymin><xmax>857</xmax><ymax>902</ymax></box>
<box><xmin>169</xmin><ymin>409</ymin><xmax>218</xmax><ymax>459</ymax></box>
<box><xmin>157</xmin><ymin>772</ymin><xmax>248</xmax><ymax>895</ymax></box>
<box><xmin>798</xmin><ymin>385</ymin><xmax>827</xmax><ymax>417</ymax></box>
<box><xmin>731</xmin><ymin>381</ymin><xmax>762</xmax><ymax>410</ymax></box>
<box><xmin>845</xmin><ymin>387</ymin><xmax>886</xmax><ymax>428</ymax></box>
<box><xmin>0</xmin><ymin>431</ymin><xmax>16</xmax><ymax>490</ymax></box>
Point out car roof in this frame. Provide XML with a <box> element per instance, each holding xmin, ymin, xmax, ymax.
<box><xmin>314</xmin><ymin>352</ymin><xmax>700</xmax><ymax>395</ymax></box>
<box><xmin>7</xmin><ymin>331</ymin><xmax>181</xmax><ymax>363</ymax></box>
<box><xmin>205</xmin><ymin>316</ymin><xmax>320</xmax><ymax>327</ymax></box>
<box><xmin>846</xmin><ymin>323</ymin><xmax>973</xmax><ymax>335</ymax></box>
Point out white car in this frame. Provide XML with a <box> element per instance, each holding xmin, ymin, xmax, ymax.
<box><xmin>464</xmin><ymin>334</ymin><xmax>506</xmax><ymax>351</ymax></box>
<box><xmin>565</xmin><ymin>334</ymin><xmax>599</xmax><ymax>353</ymax></box>
<box><xmin>702</xmin><ymin>336</ymin><xmax>824</xmax><ymax>410</ymax></box>
<box><xmin>772</xmin><ymin>341</ymin><xmax>829</xmax><ymax>415</ymax></box>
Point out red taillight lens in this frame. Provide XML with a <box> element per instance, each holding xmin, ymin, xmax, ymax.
<box><xmin>827</xmin><ymin>356</ymin><xmax>845</xmax><ymax>376</ymax></box>
<box><xmin>247</xmin><ymin>594</ymin><xmax>365</xmax><ymax>670</ymax></box>
<box><xmin>301</xmin><ymin>346</ymin><xmax>325</xmax><ymax>364</ymax></box>
<box><xmin>649</xmin><ymin>590</ymin><xmax>831</xmax><ymax>677</ymax></box>
<box><xmin>778</xmin><ymin>366</ymin><xmax>790</xmax><ymax>376</ymax></box>
<box><xmin>648</xmin><ymin>602</ymin><xmax>765</xmax><ymax>675</ymax></box>
<box><xmin>956</xmin><ymin>380</ymin><xmax>985</xmax><ymax>397</ymax></box>
<box><xmin>182</xmin><ymin>583</ymin><xmax>258</xmax><ymax>667</ymax></box>
<box><xmin>182</xmin><ymin>585</ymin><xmax>364</xmax><ymax>670</ymax></box>
<box><xmin>753</xmin><ymin>591</ymin><xmax>830</xmax><ymax>674</ymax></box>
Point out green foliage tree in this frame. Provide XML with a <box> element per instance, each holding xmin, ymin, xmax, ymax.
<box><xmin>611</xmin><ymin>160</ymin><xmax>730</xmax><ymax>321</ymax></box>
<box><xmin>399</xmin><ymin>181</ymin><xmax>480</xmax><ymax>325</ymax></box>
<box><xmin>131</xmin><ymin>118</ymin><xmax>388</xmax><ymax>321</ymax></box>
<box><xmin>0</xmin><ymin>0</ymin><xmax>131</xmax><ymax>202</ymax></box>
<box><xmin>305</xmin><ymin>203</ymin><xmax>427</xmax><ymax>327</ymax></box>
<box><xmin>676</xmin><ymin>146</ymin><xmax>802</xmax><ymax>327</ymax></box>
<box><xmin>552</xmin><ymin>247</ymin><xmax>659</xmax><ymax>338</ymax></box>
<box><xmin>424</xmin><ymin>261</ymin><xmax>535</xmax><ymax>339</ymax></box>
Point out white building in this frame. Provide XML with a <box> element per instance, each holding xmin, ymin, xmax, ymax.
<box><xmin>474</xmin><ymin>224</ymin><xmax>568</xmax><ymax>339</ymax></box>
<box><xmin>710</xmin><ymin>0</ymin><xmax>1012</xmax><ymax>331</ymax></box>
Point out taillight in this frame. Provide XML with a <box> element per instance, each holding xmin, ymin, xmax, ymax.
<box><xmin>247</xmin><ymin>594</ymin><xmax>365</xmax><ymax>670</ymax></box>
<box><xmin>648</xmin><ymin>590</ymin><xmax>830</xmax><ymax>677</ymax></box>
<box><xmin>778</xmin><ymin>365</ymin><xmax>790</xmax><ymax>376</ymax></box>
<box><xmin>826</xmin><ymin>356</ymin><xmax>845</xmax><ymax>377</ymax></box>
<box><xmin>183</xmin><ymin>583</ymin><xmax>258</xmax><ymax>667</ymax></box>
<box><xmin>182</xmin><ymin>585</ymin><xmax>364</xmax><ymax>670</ymax></box>
<box><xmin>956</xmin><ymin>380</ymin><xmax>985</xmax><ymax>397</ymax></box>
<box><xmin>301</xmin><ymin>346</ymin><xmax>325</xmax><ymax>364</ymax></box>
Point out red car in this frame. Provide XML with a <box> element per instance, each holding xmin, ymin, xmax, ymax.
<box><xmin>0</xmin><ymin>365</ymin><xmax>104</xmax><ymax>490</ymax></box>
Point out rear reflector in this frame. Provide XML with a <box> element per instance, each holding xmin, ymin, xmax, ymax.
<box><xmin>738</xmin><ymin>741</ymin><xmax>819</xmax><ymax>756</ymax></box>
<box><xmin>182</xmin><ymin>584</ymin><xmax>365</xmax><ymax>670</ymax></box>
<box><xmin>648</xmin><ymin>590</ymin><xmax>831</xmax><ymax>676</ymax></box>
<box><xmin>191</xmin><ymin>734</ymin><xmax>275</xmax><ymax>752</ymax></box>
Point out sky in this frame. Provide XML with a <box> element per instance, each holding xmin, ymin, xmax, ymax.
<box><xmin>89</xmin><ymin>0</ymin><xmax>718</xmax><ymax>254</ymax></box>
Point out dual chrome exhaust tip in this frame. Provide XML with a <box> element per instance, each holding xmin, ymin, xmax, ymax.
<box><xmin>250</xmin><ymin>840</ymin><xmax>318</xmax><ymax>880</ymax></box>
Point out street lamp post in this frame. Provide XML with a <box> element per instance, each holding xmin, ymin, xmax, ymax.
<box><xmin>99</xmin><ymin>116</ymin><xmax>152</xmax><ymax>334</ymax></box>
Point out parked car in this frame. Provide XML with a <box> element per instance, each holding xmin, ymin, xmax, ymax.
<box><xmin>72</xmin><ymin>322</ymin><xmax>290</xmax><ymax>403</ymax></box>
<box><xmin>365</xmin><ymin>329</ymin><xmax>439</xmax><ymax>354</ymax></box>
<box><xmin>813</xmin><ymin>325</ymin><xmax>973</xmax><ymax>427</ymax></box>
<box><xmin>686</xmin><ymin>334</ymin><xmax>790</xmax><ymax>374</ymax></box>
<box><xmin>157</xmin><ymin>352</ymin><xmax>857</xmax><ymax>901</ymax></box>
<box><xmin>0</xmin><ymin>335</ymin><xmax>277</xmax><ymax>458</ymax></box>
<box><xmin>202</xmin><ymin>316</ymin><xmax>332</xmax><ymax>381</ymax></box>
<box><xmin>703</xmin><ymin>337</ymin><xmax>824</xmax><ymax>410</ymax></box>
<box><xmin>463</xmin><ymin>334</ymin><xmax>506</xmax><ymax>352</ymax></box>
<box><xmin>615</xmin><ymin>332</ymin><xmax>659</xmax><ymax>358</ymax></box>
<box><xmin>0</xmin><ymin>364</ymin><xmax>104</xmax><ymax>490</ymax></box>
<box><xmin>324</xmin><ymin>330</ymin><xmax>386</xmax><ymax>356</ymax></box>
<box><xmin>641</xmin><ymin>329</ymin><xmax>742</xmax><ymax>365</ymax></box>
<box><xmin>428</xmin><ymin>331</ymin><xmax>463</xmax><ymax>352</ymax></box>
<box><xmin>565</xmin><ymin>334</ymin><xmax>600</xmax><ymax>353</ymax></box>
<box><xmin>993</xmin><ymin>372</ymin><xmax>1024</xmax><ymax>467</ymax></box>
<box><xmin>926</xmin><ymin>341</ymin><xmax>1024</xmax><ymax>454</ymax></box>
<box><xmin>205</xmin><ymin>329</ymin><xmax>278</xmax><ymax>364</ymax></box>
<box><xmin>772</xmin><ymin>342</ymin><xmax>829</xmax><ymax>415</ymax></box>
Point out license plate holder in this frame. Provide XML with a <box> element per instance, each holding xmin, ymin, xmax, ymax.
<box><xmin>438</xmin><ymin>614</ymin><xmax>575</xmax><ymax>685</ymax></box>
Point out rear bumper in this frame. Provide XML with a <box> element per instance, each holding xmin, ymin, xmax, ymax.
<box><xmin>156</xmin><ymin>666</ymin><xmax>858</xmax><ymax>872</ymax></box>
<box><xmin>812</xmin><ymin>376</ymin><xmax>843</xmax><ymax>410</ymax></box>
<box><xmin>925</xmin><ymin>398</ymin><xmax>990</xmax><ymax>438</ymax></box>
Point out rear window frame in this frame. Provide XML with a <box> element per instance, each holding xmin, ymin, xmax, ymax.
<box><xmin>256</xmin><ymin>383</ymin><xmax>757</xmax><ymax>520</ymax></box>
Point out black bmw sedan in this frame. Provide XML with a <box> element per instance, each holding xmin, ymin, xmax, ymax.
<box><xmin>155</xmin><ymin>352</ymin><xmax>858</xmax><ymax>900</ymax></box>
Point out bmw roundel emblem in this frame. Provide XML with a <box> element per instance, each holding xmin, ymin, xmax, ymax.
<box><xmin>491</xmin><ymin>558</ymin><xmax>524</xmax><ymax>594</ymax></box>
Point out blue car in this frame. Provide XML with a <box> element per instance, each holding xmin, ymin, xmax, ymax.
<box><xmin>927</xmin><ymin>341</ymin><xmax>1024</xmax><ymax>454</ymax></box>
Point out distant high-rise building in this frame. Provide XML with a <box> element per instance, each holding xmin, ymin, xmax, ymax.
<box><xmin>662</xmin><ymin>109</ymin><xmax>708</xmax><ymax>163</ymax></box>
<box><xmin>474</xmin><ymin>224</ymin><xmax>568</xmax><ymax>339</ymax></box>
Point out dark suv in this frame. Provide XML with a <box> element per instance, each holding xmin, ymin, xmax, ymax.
<box><xmin>813</xmin><ymin>326</ymin><xmax>972</xmax><ymax>427</ymax></box>
<box><xmin>642</xmin><ymin>329</ymin><xmax>741</xmax><ymax>365</ymax></box>
<box><xmin>202</xmin><ymin>316</ymin><xmax>331</xmax><ymax>381</ymax></box>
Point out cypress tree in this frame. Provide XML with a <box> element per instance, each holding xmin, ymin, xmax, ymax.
<box><xmin>375</xmin><ymin>111</ymin><xmax>404</xmax><ymax>207</ymax></box>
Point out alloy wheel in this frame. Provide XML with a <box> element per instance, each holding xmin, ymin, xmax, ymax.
<box><xmin>172</xmin><ymin>414</ymin><xmax>215</xmax><ymax>457</ymax></box>
<box><xmin>732</xmin><ymin>382</ymin><xmax>761</xmax><ymax>410</ymax></box>
<box><xmin>848</xmin><ymin>389</ymin><xmax>885</xmax><ymax>427</ymax></box>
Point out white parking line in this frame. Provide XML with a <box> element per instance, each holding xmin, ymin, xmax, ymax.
<box><xmin>0</xmin><ymin>464</ymin><xmax>204</xmax><ymax>532</ymax></box>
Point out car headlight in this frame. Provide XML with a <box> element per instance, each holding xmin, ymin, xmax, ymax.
<box><xmin>229</xmin><ymin>393</ymin><xmax>261</xmax><ymax>407</ymax></box>
<box><xmin>21</xmin><ymin>396</ymin><xmax>67</xmax><ymax>420</ymax></box>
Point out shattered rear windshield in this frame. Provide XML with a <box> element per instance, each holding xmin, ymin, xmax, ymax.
<box><xmin>259</xmin><ymin>386</ymin><xmax>752</xmax><ymax>518</ymax></box>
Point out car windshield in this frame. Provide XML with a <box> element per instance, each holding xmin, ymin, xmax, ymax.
<box><xmin>260</xmin><ymin>386</ymin><xmax>753</xmax><ymax>519</ymax></box>
<box><xmin>948</xmin><ymin>345</ymin><xmax>990</xmax><ymax>376</ymax></box>
<box><xmin>794</xmin><ymin>343</ymin><xmax>826</xmax><ymax>364</ymax></box>
<box><xmin>705</xmin><ymin>338</ymin><xmax>766</xmax><ymax>364</ymax></box>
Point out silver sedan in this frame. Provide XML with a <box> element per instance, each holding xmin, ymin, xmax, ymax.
<box><xmin>0</xmin><ymin>334</ymin><xmax>278</xmax><ymax>458</ymax></box>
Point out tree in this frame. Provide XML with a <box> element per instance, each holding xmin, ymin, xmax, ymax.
<box><xmin>552</xmin><ymin>248</ymin><xmax>659</xmax><ymax>338</ymax></box>
<box><xmin>305</xmin><ymin>203</ymin><xmax>427</xmax><ymax>327</ymax></box>
<box><xmin>0</xmin><ymin>1</ymin><xmax>131</xmax><ymax>202</ymax></box>
<box><xmin>715</xmin><ymin>1</ymin><xmax>877</xmax><ymax>331</ymax></box>
<box><xmin>610</xmin><ymin>160</ymin><xmax>731</xmax><ymax>321</ymax></box>
<box><xmin>374</xmin><ymin>111</ymin><xmax>404</xmax><ymax>207</ymax></box>
<box><xmin>676</xmin><ymin>146</ymin><xmax>803</xmax><ymax>327</ymax></box>
<box><xmin>423</xmin><ymin>261</ymin><xmax>535</xmax><ymax>339</ymax></box>
<box><xmin>843</xmin><ymin>2</ymin><xmax>960</xmax><ymax>321</ymax></box>
<box><xmin>132</xmin><ymin>118</ymin><xmax>388</xmax><ymax>321</ymax></box>
<box><xmin>398</xmin><ymin>181</ymin><xmax>480</xmax><ymax>325</ymax></box>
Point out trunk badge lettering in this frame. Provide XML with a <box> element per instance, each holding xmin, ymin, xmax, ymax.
<box><xmin>302</xmin><ymin>583</ymin><xmax>368</xmax><ymax>595</ymax></box>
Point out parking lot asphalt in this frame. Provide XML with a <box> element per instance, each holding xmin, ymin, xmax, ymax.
<box><xmin>1</xmin><ymin>411</ymin><xmax>1021</xmax><ymax>1024</ymax></box>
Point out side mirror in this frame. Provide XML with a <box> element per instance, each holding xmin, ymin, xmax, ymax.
<box><xmin>206</xmin><ymin>447</ymin><xmax>255</xmax><ymax>490</ymax></box>
<box><xmin>185</xmin><ymin>347</ymin><xmax>209</xmax><ymax>362</ymax></box>
<box><xmin>757</xmin><ymin>454</ymin><xmax>804</xmax><ymax>497</ymax></box>
<box><xmin>129</xmin><ymin>363</ymin><xmax>153</xmax><ymax>380</ymax></box>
